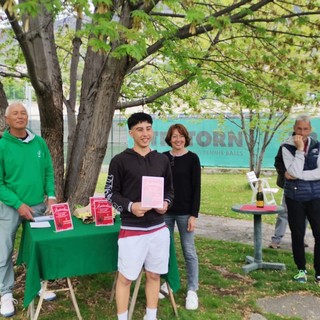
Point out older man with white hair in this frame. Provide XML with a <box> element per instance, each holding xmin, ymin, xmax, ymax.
<box><xmin>0</xmin><ymin>102</ymin><xmax>57</xmax><ymax>317</ymax></box>
<box><xmin>282</xmin><ymin>114</ymin><xmax>320</xmax><ymax>285</ymax></box>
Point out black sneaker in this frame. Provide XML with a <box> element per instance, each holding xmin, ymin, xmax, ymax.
<box><xmin>315</xmin><ymin>275</ymin><xmax>320</xmax><ymax>286</ymax></box>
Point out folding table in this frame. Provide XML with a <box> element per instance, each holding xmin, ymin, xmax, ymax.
<box><xmin>17</xmin><ymin>215</ymin><xmax>180</xmax><ymax>319</ymax></box>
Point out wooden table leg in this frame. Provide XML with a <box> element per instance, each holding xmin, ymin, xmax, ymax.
<box><xmin>128</xmin><ymin>270</ymin><xmax>143</xmax><ymax>320</ymax></box>
<box><xmin>165</xmin><ymin>282</ymin><xmax>178</xmax><ymax>317</ymax></box>
<box><xmin>66</xmin><ymin>278</ymin><xmax>83</xmax><ymax>320</ymax></box>
<box><xmin>27</xmin><ymin>279</ymin><xmax>83</xmax><ymax>320</ymax></box>
<box><xmin>27</xmin><ymin>299</ymin><xmax>35</xmax><ymax>320</ymax></box>
<box><xmin>32</xmin><ymin>280</ymin><xmax>47</xmax><ymax>320</ymax></box>
<box><xmin>110</xmin><ymin>272</ymin><xmax>118</xmax><ymax>302</ymax></box>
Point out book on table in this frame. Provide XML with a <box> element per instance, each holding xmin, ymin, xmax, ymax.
<box><xmin>52</xmin><ymin>203</ymin><xmax>74</xmax><ymax>232</ymax></box>
<box><xmin>92</xmin><ymin>199</ymin><xmax>114</xmax><ymax>226</ymax></box>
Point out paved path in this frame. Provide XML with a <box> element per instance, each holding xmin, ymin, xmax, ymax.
<box><xmin>194</xmin><ymin>213</ymin><xmax>319</xmax><ymax>320</ymax></box>
<box><xmin>195</xmin><ymin>213</ymin><xmax>314</xmax><ymax>252</ymax></box>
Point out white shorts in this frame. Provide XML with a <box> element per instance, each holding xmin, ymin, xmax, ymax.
<box><xmin>118</xmin><ymin>227</ymin><xmax>170</xmax><ymax>281</ymax></box>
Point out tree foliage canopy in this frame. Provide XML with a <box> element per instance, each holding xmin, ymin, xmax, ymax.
<box><xmin>0</xmin><ymin>0</ymin><xmax>319</xmax><ymax>207</ymax></box>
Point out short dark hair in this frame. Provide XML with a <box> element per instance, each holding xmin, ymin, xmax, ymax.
<box><xmin>127</xmin><ymin>112</ymin><xmax>153</xmax><ymax>129</ymax></box>
<box><xmin>165</xmin><ymin>123</ymin><xmax>191</xmax><ymax>147</ymax></box>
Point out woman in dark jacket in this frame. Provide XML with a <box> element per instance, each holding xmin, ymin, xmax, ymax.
<box><xmin>161</xmin><ymin>123</ymin><xmax>201</xmax><ymax>310</ymax></box>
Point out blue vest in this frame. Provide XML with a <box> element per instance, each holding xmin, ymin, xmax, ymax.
<box><xmin>284</xmin><ymin>139</ymin><xmax>320</xmax><ymax>201</ymax></box>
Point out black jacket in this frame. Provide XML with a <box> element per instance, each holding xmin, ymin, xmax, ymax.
<box><xmin>274</xmin><ymin>146</ymin><xmax>286</xmax><ymax>188</ymax></box>
<box><xmin>105</xmin><ymin>148</ymin><xmax>174</xmax><ymax>229</ymax></box>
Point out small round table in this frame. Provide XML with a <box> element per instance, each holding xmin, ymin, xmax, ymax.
<box><xmin>231</xmin><ymin>204</ymin><xmax>286</xmax><ymax>274</ymax></box>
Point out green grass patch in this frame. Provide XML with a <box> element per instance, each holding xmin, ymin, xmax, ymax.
<box><xmin>199</xmin><ymin>172</ymin><xmax>282</xmax><ymax>224</ymax></box>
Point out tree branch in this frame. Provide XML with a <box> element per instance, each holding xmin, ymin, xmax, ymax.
<box><xmin>116</xmin><ymin>78</ymin><xmax>189</xmax><ymax>109</ymax></box>
<box><xmin>0</xmin><ymin>0</ymin><xmax>45</xmax><ymax>92</ymax></box>
<box><xmin>128</xmin><ymin>0</ymin><xmax>273</xmax><ymax>70</ymax></box>
<box><xmin>239</xmin><ymin>10</ymin><xmax>320</xmax><ymax>23</ymax></box>
<box><xmin>150</xmin><ymin>12</ymin><xmax>185</xmax><ymax>18</ymax></box>
<box><xmin>244</xmin><ymin>22</ymin><xmax>320</xmax><ymax>39</ymax></box>
<box><xmin>0</xmin><ymin>64</ymin><xmax>29</xmax><ymax>78</ymax></box>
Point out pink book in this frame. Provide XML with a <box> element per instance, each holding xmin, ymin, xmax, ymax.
<box><xmin>52</xmin><ymin>203</ymin><xmax>74</xmax><ymax>232</ymax></box>
<box><xmin>93</xmin><ymin>199</ymin><xmax>114</xmax><ymax>226</ymax></box>
<box><xmin>141</xmin><ymin>176</ymin><xmax>164</xmax><ymax>209</ymax></box>
<box><xmin>90</xmin><ymin>196</ymin><xmax>105</xmax><ymax>220</ymax></box>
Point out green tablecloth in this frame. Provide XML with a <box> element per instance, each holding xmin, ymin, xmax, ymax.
<box><xmin>17</xmin><ymin>216</ymin><xmax>180</xmax><ymax>307</ymax></box>
<box><xmin>162</xmin><ymin>232</ymin><xmax>180</xmax><ymax>294</ymax></box>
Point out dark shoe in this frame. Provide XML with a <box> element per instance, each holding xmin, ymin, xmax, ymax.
<box><xmin>315</xmin><ymin>275</ymin><xmax>320</xmax><ymax>286</ymax></box>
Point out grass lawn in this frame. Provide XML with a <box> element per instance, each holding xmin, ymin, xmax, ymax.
<box><xmin>12</xmin><ymin>172</ymin><xmax>317</xmax><ymax>320</ymax></box>
<box><xmin>199</xmin><ymin>171</ymin><xmax>283</xmax><ymax>223</ymax></box>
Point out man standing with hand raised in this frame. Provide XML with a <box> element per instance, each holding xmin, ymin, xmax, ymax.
<box><xmin>282</xmin><ymin>114</ymin><xmax>320</xmax><ymax>285</ymax></box>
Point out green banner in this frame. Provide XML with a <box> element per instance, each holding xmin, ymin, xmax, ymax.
<box><xmin>128</xmin><ymin>117</ymin><xmax>320</xmax><ymax>168</ymax></box>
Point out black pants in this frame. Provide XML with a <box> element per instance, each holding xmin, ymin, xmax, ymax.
<box><xmin>285</xmin><ymin>197</ymin><xmax>320</xmax><ymax>276</ymax></box>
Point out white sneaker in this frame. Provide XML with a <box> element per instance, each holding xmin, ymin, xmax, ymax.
<box><xmin>38</xmin><ymin>282</ymin><xmax>56</xmax><ymax>301</ymax></box>
<box><xmin>158</xmin><ymin>282</ymin><xmax>172</xmax><ymax>299</ymax></box>
<box><xmin>185</xmin><ymin>290</ymin><xmax>198</xmax><ymax>310</ymax></box>
<box><xmin>143</xmin><ymin>316</ymin><xmax>157</xmax><ymax>320</ymax></box>
<box><xmin>0</xmin><ymin>293</ymin><xmax>17</xmax><ymax>317</ymax></box>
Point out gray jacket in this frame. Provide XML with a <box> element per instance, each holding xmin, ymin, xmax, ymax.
<box><xmin>282</xmin><ymin>136</ymin><xmax>320</xmax><ymax>201</ymax></box>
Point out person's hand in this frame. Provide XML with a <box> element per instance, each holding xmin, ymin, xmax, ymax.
<box><xmin>17</xmin><ymin>203</ymin><xmax>34</xmax><ymax>221</ymax></box>
<box><xmin>154</xmin><ymin>201</ymin><xmax>169</xmax><ymax>215</ymax></box>
<box><xmin>131</xmin><ymin>202</ymin><xmax>150</xmax><ymax>217</ymax></box>
<box><xmin>293</xmin><ymin>135</ymin><xmax>305</xmax><ymax>151</ymax></box>
<box><xmin>45</xmin><ymin>198</ymin><xmax>57</xmax><ymax>214</ymax></box>
<box><xmin>285</xmin><ymin>171</ymin><xmax>296</xmax><ymax>180</ymax></box>
<box><xmin>187</xmin><ymin>216</ymin><xmax>196</xmax><ymax>232</ymax></box>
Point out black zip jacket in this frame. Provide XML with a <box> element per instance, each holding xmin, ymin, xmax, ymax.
<box><xmin>105</xmin><ymin>148</ymin><xmax>174</xmax><ymax>229</ymax></box>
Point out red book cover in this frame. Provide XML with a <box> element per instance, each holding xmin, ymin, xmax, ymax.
<box><xmin>90</xmin><ymin>196</ymin><xmax>105</xmax><ymax>219</ymax></box>
<box><xmin>52</xmin><ymin>203</ymin><xmax>74</xmax><ymax>232</ymax></box>
<box><xmin>93</xmin><ymin>199</ymin><xmax>114</xmax><ymax>226</ymax></box>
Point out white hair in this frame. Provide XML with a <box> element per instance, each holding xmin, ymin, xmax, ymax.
<box><xmin>294</xmin><ymin>114</ymin><xmax>311</xmax><ymax>126</ymax></box>
<box><xmin>5</xmin><ymin>102</ymin><xmax>28</xmax><ymax>117</ymax></box>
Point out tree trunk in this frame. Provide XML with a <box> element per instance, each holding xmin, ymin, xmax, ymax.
<box><xmin>36</xmin><ymin>91</ymin><xmax>64</xmax><ymax>200</ymax></box>
<box><xmin>15</xmin><ymin>4</ymin><xmax>65</xmax><ymax>201</ymax></box>
<box><xmin>65</xmin><ymin>17</ymin><xmax>83</xmax><ymax>166</ymax></box>
<box><xmin>64</xmin><ymin>45</ymin><xmax>105</xmax><ymax>201</ymax></box>
<box><xmin>0</xmin><ymin>82</ymin><xmax>8</xmax><ymax>135</ymax></box>
<box><xmin>65</xmin><ymin>49</ymin><xmax>128</xmax><ymax>210</ymax></box>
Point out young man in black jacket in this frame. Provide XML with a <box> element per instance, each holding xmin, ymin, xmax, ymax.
<box><xmin>105</xmin><ymin>112</ymin><xmax>174</xmax><ymax>320</ymax></box>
